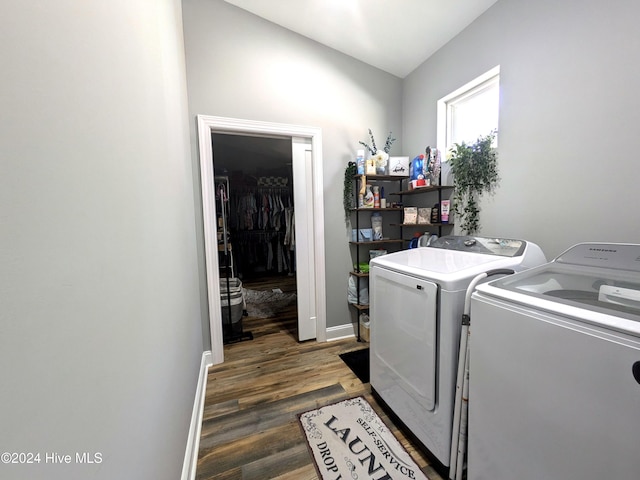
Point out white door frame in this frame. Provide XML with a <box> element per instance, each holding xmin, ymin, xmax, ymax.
<box><xmin>196</xmin><ymin>115</ymin><xmax>327</xmax><ymax>364</ymax></box>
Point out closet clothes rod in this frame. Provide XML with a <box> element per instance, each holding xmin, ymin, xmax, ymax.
<box><xmin>256</xmin><ymin>186</ymin><xmax>291</xmax><ymax>193</ymax></box>
<box><xmin>235</xmin><ymin>230</ymin><xmax>286</xmax><ymax>238</ymax></box>
<box><xmin>229</xmin><ymin>185</ymin><xmax>291</xmax><ymax>193</ymax></box>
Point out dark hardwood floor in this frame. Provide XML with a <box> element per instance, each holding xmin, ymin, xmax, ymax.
<box><xmin>196</xmin><ymin>274</ymin><xmax>445</xmax><ymax>480</ymax></box>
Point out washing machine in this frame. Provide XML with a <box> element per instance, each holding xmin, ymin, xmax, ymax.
<box><xmin>369</xmin><ymin>235</ymin><xmax>546</xmax><ymax>471</ymax></box>
<box><xmin>468</xmin><ymin>243</ymin><xmax>640</xmax><ymax>480</ymax></box>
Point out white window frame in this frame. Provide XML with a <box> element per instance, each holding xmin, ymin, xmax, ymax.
<box><xmin>437</xmin><ymin>65</ymin><xmax>500</xmax><ymax>158</ymax></box>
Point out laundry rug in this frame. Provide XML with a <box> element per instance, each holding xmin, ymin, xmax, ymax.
<box><xmin>242</xmin><ymin>288</ymin><xmax>297</xmax><ymax>318</ymax></box>
<box><xmin>299</xmin><ymin>396</ymin><xmax>429</xmax><ymax>480</ymax></box>
<box><xmin>340</xmin><ymin>348</ymin><xmax>370</xmax><ymax>383</ymax></box>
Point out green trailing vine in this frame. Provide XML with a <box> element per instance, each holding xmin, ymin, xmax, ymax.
<box><xmin>343</xmin><ymin>161</ymin><xmax>357</xmax><ymax>223</ymax></box>
<box><xmin>448</xmin><ymin>132</ymin><xmax>499</xmax><ymax>235</ymax></box>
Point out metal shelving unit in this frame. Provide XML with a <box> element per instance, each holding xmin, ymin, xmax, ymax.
<box><xmin>348</xmin><ymin>173</ymin><xmax>455</xmax><ymax>341</ymax></box>
<box><xmin>349</xmin><ymin>174</ymin><xmax>406</xmax><ymax>341</ymax></box>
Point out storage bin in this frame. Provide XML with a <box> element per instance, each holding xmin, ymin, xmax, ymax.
<box><xmin>352</xmin><ymin>228</ymin><xmax>373</xmax><ymax>242</ymax></box>
<box><xmin>359</xmin><ymin>313</ymin><xmax>371</xmax><ymax>343</ymax></box>
<box><xmin>220</xmin><ymin>277</ymin><xmax>242</xmax><ymax>293</ymax></box>
<box><xmin>220</xmin><ymin>278</ymin><xmax>245</xmax><ymax>332</ymax></box>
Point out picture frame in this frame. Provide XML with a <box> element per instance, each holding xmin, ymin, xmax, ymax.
<box><xmin>389</xmin><ymin>156</ymin><xmax>409</xmax><ymax>176</ymax></box>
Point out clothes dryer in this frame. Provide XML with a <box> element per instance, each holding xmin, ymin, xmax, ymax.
<box><xmin>468</xmin><ymin>242</ymin><xmax>640</xmax><ymax>480</ymax></box>
<box><xmin>369</xmin><ymin>236</ymin><xmax>546</xmax><ymax>471</ymax></box>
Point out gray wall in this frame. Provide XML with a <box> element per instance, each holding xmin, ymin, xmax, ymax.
<box><xmin>182</xmin><ymin>0</ymin><xmax>403</xmax><ymax>331</ymax></box>
<box><xmin>404</xmin><ymin>0</ymin><xmax>640</xmax><ymax>258</ymax></box>
<box><xmin>0</xmin><ymin>1</ymin><xmax>203</xmax><ymax>479</ymax></box>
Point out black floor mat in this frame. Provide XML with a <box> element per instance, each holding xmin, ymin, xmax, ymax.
<box><xmin>340</xmin><ymin>348</ymin><xmax>370</xmax><ymax>383</ymax></box>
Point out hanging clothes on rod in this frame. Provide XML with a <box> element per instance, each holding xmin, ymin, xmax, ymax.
<box><xmin>233</xmin><ymin>230</ymin><xmax>294</xmax><ymax>278</ymax></box>
<box><xmin>233</xmin><ymin>186</ymin><xmax>292</xmax><ymax>231</ymax></box>
<box><xmin>228</xmin><ymin>182</ymin><xmax>294</xmax><ymax>279</ymax></box>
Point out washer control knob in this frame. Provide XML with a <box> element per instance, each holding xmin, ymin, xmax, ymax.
<box><xmin>633</xmin><ymin>361</ymin><xmax>640</xmax><ymax>385</ymax></box>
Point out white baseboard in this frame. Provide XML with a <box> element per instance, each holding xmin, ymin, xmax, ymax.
<box><xmin>325</xmin><ymin>323</ymin><xmax>358</xmax><ymax>342</ymax></box>
<box><xmin>181</xmin><ymin>350</ymin><xmax>213</xmax><ymax>480</ymax></box>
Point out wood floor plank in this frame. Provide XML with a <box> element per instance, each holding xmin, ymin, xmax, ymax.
<box><xmin>199</xmin><ymin>421</ymin><xmax>304</xmax><ymax>476</ymax></box>
<box><xmin>197</xmin><ymin>274</ymin><xmax>445</xmax><ymax>480</ymax></box>
<box><xmin>241</xmin><ymin>443</ymin><xmax>312</xmax><ymax>480</ymax></box>
<box><xmin>205</xmin><ymin>359</ymin><xmax>354</xmax><ymax>408</ymax></box>
<box><xmin>203</xmin><ymin>399</ymin><xmax>240</xmax><ymax>419</ymax></box>
<box><xmin>271</xmin><ymin>463</ymin><xmax>318</xmax><ymax>480</ymax></box>
<box><xmin>199</xmin><ymin>384</ymin><xmax>347</xmax><ymax>449</ymax></box>
<box><xmin>205</xmin><ymin>346</ymin><xmax>367</xmax><ymax>407</ymax></box>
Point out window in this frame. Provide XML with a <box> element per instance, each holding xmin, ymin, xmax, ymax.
<box><xmin>437</xmin><ymin>66</ymin><xmax>500</xmax><ymax>157</ymax></box>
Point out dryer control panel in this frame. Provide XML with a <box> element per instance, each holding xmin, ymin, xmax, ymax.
<box><xmin>556</xmin><ymin>242</ymin><xmax>640</xmax><ymax>272</ymax></box>
<box><xmin>429</xmin><ymin>235</ymin><xmax>526</xmax><ymax>257</ymax></box>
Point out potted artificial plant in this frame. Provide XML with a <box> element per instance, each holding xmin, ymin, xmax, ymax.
<box><xmin>343</xmin><ymin>161</ymin><xmax>357</xmax><ymax>222</ymax></box>
<box><xmin>447</xmin><ymin>132</ymin><xmax>499</xmax><ymax>235</ymax></box>
<box><xmin>359</xmin><ymin>129</ymin><xmax>396</xmax><ymax>175</ymax></box>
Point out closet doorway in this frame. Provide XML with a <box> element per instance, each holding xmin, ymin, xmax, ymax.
<box><xmin>197</xmin><ymin>116</ymin><xmax>326</xmax><ymax>365</ymax></box>
<box><xmin>213</xmin><ymin>133</ymin><xmax>297</xmax><ymax>343</ymax></box>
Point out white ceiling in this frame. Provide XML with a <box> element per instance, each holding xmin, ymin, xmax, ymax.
<box><xmin>223</xmin><ymin>0</ymin><xmax>498</xmax><ymax>78</ymax></box>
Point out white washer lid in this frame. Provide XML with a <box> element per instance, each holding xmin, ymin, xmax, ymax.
<box><xmin>370</xmin><ymin>241</ymin><xmax>542</xmax><ymax>291</ymax></box>
<box><xmin>474</xmin><ymin>243</ymin><xmax>640</xmax><ymax>335</ymax></box>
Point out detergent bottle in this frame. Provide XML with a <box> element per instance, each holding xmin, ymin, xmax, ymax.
<box><xmin>409</xmin><ymin>154</ymin><xmax>425</xmax><ymax>189</ymax></box>
<box><xmin>373</xmin><ymin>186</ymin><xmax>380</xmax><ymax>208</ymax></box>
<box><xmin>356</xmin><ymin>149</ymin><xmax>365</xmax><ymax>175</ymax></box>
<box><xmin>419</xmin><ymin>233</ymin><xmax>439</xmax><ymax>247</ymax></box>
<box><xmin>408</xmin><ymin>232</ymin><xmax>422</xmax><ymax>249</ymax></box>
<box><xmin>363</xmin><ymin>184</ymin><xmax>374</xmax><ymax>208</ymax></box>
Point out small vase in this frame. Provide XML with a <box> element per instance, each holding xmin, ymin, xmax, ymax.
<box><xmin>376</xmin><ymin>166</ymin><xmax>386</xmax><ymax>175</ymax></box>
